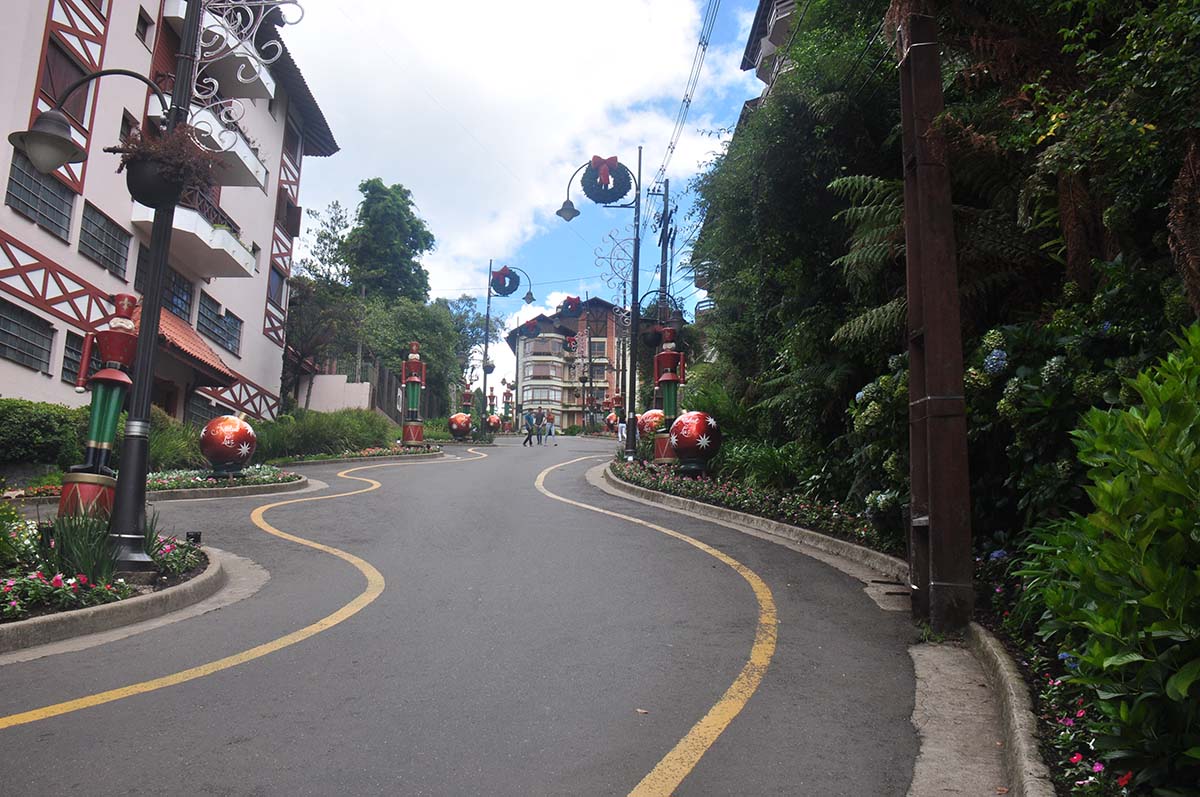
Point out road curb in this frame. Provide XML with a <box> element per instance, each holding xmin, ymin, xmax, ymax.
<box><xmin>13</xmin><ymin>476</ymin><xmax>308</xmax><ymax>511</ymax></box>
<box><xmin>966</xmin><ymin>622</ymin><xmax>1056</xmax><ymax>797</ymax></box>
<box><xmin>602</xmin><ymin>465</ymin><xmax>908</xmax><ymax>582</ymax></box>
<box><xmin>602</xmin><ymin>464</ymin><xmax>1054</xmax><ymax>797</ymax></box>
<box><xmin>279</xmin><ymin>451</ymin><xmax>447</xmax><ymax>468</ymax></box>
<box><xmin>0</xmin><ymin>547</ymin><xmax>228</xmax><ymax>654</ymax></box>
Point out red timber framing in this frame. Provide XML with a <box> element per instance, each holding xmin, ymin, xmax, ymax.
<box><xmin>31</xmin><ymin>0</ymin><xmax>113</xmax><ymax>194</ymax></box>
<box><xmin>263</xmin><ymin>122</ymin><xmax>303</xmax><ymax>347</ymax></box>
<box><xmin>0</xmin><ymin>230</ymin><xmax>280</xmax><ymax>420</ymax></box>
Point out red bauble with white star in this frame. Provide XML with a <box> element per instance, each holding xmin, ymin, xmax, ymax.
<box><xmin>669</xmin><ymin>411</ymin><xmax>722</xmax><ymax>461</ymax></box>
<box><xmin>637</xmin><ymin>409</ymin><xmax>665</xmax><ymax>435</ymax></box>
<box><xmin>449</xmin><ymin>412</ymin><xmax>472</xmax><ymax>439</ymax></box>
<box><xmin>485</xmin><ymin>414</ymin><xmax>501</xmax><ymax>432</ymax></box>
<box><xmin>200</xmin><ymin>415</ymin><xmax>257</xmax><ymax>472</ymax></box>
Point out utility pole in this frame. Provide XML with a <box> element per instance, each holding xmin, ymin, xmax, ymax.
<box><xmin>656</xmin><ymin>179</ymin><xmax>671</xmax><ymax>323</ymax></box>
<box><xmin>899</xmin><ymin>14</ymin><xmax>973</xmax><ymax>632</ymax></box>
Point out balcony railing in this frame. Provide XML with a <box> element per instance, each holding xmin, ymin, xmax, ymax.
<box><xmin>179</xmin><ymin>187</ymin><xmax>240</xmax><ymax>236</ymax></box>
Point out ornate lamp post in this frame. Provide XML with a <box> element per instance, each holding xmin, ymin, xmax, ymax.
<box><xmin>8</xmin><ymin>0</ymin><xmax>302</xmax><ymax>569</ymax></box>
<box><xmin>557</xmin><ymin>149</ymin><xmax>642</xmax><ymax>460</ymax></box>
<box><xmin>482</xmin><ymin>261</ymin><xmax>534</xmax><ymax>433</ymax></box>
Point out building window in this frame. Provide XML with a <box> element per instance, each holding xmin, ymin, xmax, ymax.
<box><xmin>184</xmin><ymin>392</ymin><xmax>231</xmax><ymax>427</ymax></box>
<box><xmin>521</xmin><ymin>386</ymin><xmax>562</xmax><ymax>403</ymax></box>
<box><xmin>531</xmin><ymin>363</ymin><xmax>560</xmax><ymax>379</ymax></box>
<box><xmin>135</xmin><ymin>246</ymin><xmax>195</xmax><ymax>321</ymax></box>
<box><xmin>267</xmin><ymin>266</ymin><xmax>286</xmax><ymax>308</ymax></box>
<box><xmin>5</xmin><ymin>151</ymin><xmax>75</xmax><ymax>241</ymax></box>
<box><xmin>530</xmin><ymin>339</ymin><xmax>560</xmax><ymax>356</ymax></box>
<box><xmin>41</xmin><ymin>39</ymin><xmax>88</xmax><ymax>123</ymax></box>
<box><xmin>590</xmin><ymin>364</ymin><xmax>607</xmax><ymax>381</ymax></box>
<box><xmin>198</xmin><ymin>292</ymin><xmax>242</xmax><ymax>355</ymax></box>
<box><xmin>79</xmin><ymin>203</ymin><xmax>131</xmax><ymax>278</ymax></box>
<box><xmin>119</xmin><ymin>111</ymin><xmax>137</xmax><ymax>142</ymax></box>
<box><xmin>61</xmin><ymin>330</ymin><xmax>102</xmax><ymax>384</ymax></box>
<box><xmin>0</xmin><ymin>298</ymin><xmax>54</xmax><ymax>373</ymax></box>
<box><xmin>135</xmin><ymin>9</ymin><xmax>154</xmax><ymax>44</ymax></box>
<box><xmin>589</xmin><ymin>340</ymin><xmax>606</xmax><ymax>357</ymax></box>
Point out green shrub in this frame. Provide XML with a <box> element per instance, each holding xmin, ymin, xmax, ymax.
<box><xmin>252</xmin><ymin>408</ymin><xmax>396</xmax><ymax>461</ymax></box>
<box><xmin>1016</xmin><ymin>325</ymin><xmax>1200</xmax><ymax>789</ymax></box>
<box><xmin>38</xmin><ymin>512</ymin><xmax>117</xmax><ymax>585</ymax></box>
<box><xmin>0</xmin><ymin>399</ymin><xmax>86</xmax><ymax>468</ymax></box>
<box><xmin>421</xmin><ymin>417</ymin><xmax>452</xmax><ymax>441</ymax></box>
<box><xmin>563</xmin><ymin>425</ymin><xmax>581</xmax><ymax>436</ymax></box>
<box><xmin>0</xmin><ymin>500</ymin><xmax>23</xmax><ymax>567</ymax></box>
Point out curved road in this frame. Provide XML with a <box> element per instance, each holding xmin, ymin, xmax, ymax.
<box><xmin>0</xmin><ymin>437</ymin><xmax>917</xmax><ymax>795</ymax></box>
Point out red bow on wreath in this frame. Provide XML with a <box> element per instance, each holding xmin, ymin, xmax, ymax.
<box><xmin>590</xmin><ymin>155</ymin><xmax>619</xmax><ymax>188</ymax></box>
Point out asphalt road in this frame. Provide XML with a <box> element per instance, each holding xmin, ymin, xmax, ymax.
<box><xmin>0</xmin><ymin>437</ymin><xmax>917</xmax><ymax>795</ymax></box>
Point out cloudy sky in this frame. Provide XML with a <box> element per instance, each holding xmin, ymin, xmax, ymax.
<box><xmin>285</xmin><ymin>0</ymin><xmax>762</xmax><ymax>390</ymax></box>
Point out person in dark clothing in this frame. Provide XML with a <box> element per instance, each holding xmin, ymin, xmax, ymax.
<box><xmin>534</xmin><ymin>406</ymin><xmax>546</xmax><ymax>445</ymax></box>
<box><xmin>522</xmin><ymin>409</ymin><xmax>536</xmax><ymax>447</ymax></box>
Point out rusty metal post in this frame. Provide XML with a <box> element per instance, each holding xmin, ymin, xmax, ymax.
<box><xmin>899</xmin><ymin>14</ymin><xmax>973</xmax><ymax>632</ymax></box>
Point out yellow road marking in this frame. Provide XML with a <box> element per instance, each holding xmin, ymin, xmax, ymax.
<box><xmin>534</xmin><ymin>457</ymin><xmax>778</xmax><ymax>797</ymax></box>
<box><xmin>0</xmin><ymin>448</ymin><xmax>487</xmax><ymax>731</ymax></box>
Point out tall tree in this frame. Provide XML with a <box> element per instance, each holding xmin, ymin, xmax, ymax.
<box><xmin>281</xmin><ymin>275</ymin><xmax>360</xmax><ymax>409</ymax></box>
<box><xmin>343</xmin><ymin>178</ymin><xmax>435</xmax><ymax>302</ymax></box>
<box><xmin>295</xmin><ymin>201</ymin><xmax>351</xmax><ymax>284</ymax></box>
<box><xmin>436</xmin><ymin>295</ymin><xmax>502</xmax><ymax>379</ymax></box>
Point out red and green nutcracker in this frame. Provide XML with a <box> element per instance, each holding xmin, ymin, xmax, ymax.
<box><xmin>401</xmin><ymin>341</ymin><xmax>426</xmax><ymax>445</ymax></box>
<box><xmin>652</xmin><ymin>326</ymin><xmax>686</xmax><ymax>465</ymax></box>
<box><xmin>58</xmin><ymin>293</ymin><xmax>139</xmax><ymax>517</ymax></box>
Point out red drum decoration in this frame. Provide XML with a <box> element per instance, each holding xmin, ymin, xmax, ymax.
<box><xmin>637</xmin><ymin>409</ymin><xmax>665</xmax><ymax>435</ymax></box>
<box><xmin>669</xmin><ymin>411</ymin><xmax>722</xmax><ymax>474</ymax></box>
<box><xmin>57</xmin><ymin>473</ymin><xmax>115</xmax><ymax>518</ymax></box>
<box><xmin>200</xmin><ymin>415</ymin><xmax>257</xmax><ymax>473</ymax></box>
<box><xmin>449</xmin><ymin>412</ymin><xmax>472</xmax><ymax>440</ymax></box>
<box><xmin>485</xmin><ymin>414</ymin><xmax>502</xmax><ymax>432</ymax></box>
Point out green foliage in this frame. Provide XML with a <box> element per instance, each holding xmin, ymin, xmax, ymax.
<box><xmin>0</xmin><ymin>501</ymin><xmax>23</xmax><ymax>567</ymax></box>
<box><xmin>342</xmin><ymin>178</ymin><xmax>435</xmax><ymax>302</ymax></box>
<box><xmin>1015</xmin><ymin>326</ymin><xmax>1200</xmax><ymax>788</ymax></box>
<box><xmin>252</xmin><ymin>408</ymin><xmax>395</xmax><ymax>461</ymax></box>
<box><xmin>39</xmin><ymin>512</ymin><xmax>118</xmax><ymax>586</ymax></box>
<box><xmin>0</xmin><ymin>399</ymin><xmax>86</xmax><ymax>469</ymax></box>
<box><xmin>146</xmin><ymin>406</ymin><xmax>206</xmax><ymax>471</ymax></box>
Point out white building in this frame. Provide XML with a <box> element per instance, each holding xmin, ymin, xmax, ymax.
<box><xmin>0</xmin><ymin>0</ymin><xmax>336</xmax><ymax>423</ymax></box>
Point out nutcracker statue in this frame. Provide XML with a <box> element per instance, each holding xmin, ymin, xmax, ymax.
<box><xmin>502</xmin><ymin>387</ymin><xmax>513</xmax><ymax>429</ymax></box>
<box><xmin>488</xmin><ymin>387</ymin><xmax>497</xmax><ymax>415</ymax></box>
<box><xmin>401</xmin><ymin>341</ymin><xmax>426</xmax><ymax>445</ymax></box>
<box><xmin>652</xmin><ymin>327</ymin><xmax>686</xmax><ymax>465</ymax></box>
<box><xmin>58</xmin><ymin>293</ymin><xmax>139</xmax><ymax>517</ymax></box>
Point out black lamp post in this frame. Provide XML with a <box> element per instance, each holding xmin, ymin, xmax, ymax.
<box><xmin>482</xmin><ymin>261</ymin><xmax>534</xmax><ymax>430</ymax></box>
<box><xmin>8</xmin><ymin>2</ymin><xmax>205</xmax><ymax>569</ymax></box>
<box><xmin>557</xmin><ymin>147</ymin><xmax>642</xmax><ymax>460</ymax></box>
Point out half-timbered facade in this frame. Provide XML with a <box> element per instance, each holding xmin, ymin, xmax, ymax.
<box><xmin>0</xmin><ymin>0</ymin><xmax>336</xmax><ymax>422</ymax></box>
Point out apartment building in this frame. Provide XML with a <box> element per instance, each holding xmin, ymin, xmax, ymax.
<box><xmin>742</xmin><ymin>0</ymin><xmax>798</xmax><ymax>88</ymax></box>
<box><xmin>505</xmin><ymin>297</ymin><xmax>623</xmax><ymax>429</ymax></box>
<box><xmin>0</xmin><ymin>0</ymin><xmax>336</xmax><ymax>423</ymax></box>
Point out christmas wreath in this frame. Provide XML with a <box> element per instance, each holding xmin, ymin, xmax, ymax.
<box><xmin>559</xmin><ymin>295</ymin><xmax>582</xmax><ymax>318</ymax></box>
<box><xmin>518</xmin><ymin>318</ymin><xmax>540</xmax><ymax>338</ymax></box>
<box><xmin>563</xmin><ymin>335</ymin><xmax>578</xmax><ymax>352</ymax></box>
<box><xmin>580</xmin><ymin>155</ymin><xmax>631</xmax><ymax>205</ymax></box>
<box><xmin>490</xmin><ymin>265</ymin><xmax>520</xmax><ymax>296</ymax></box>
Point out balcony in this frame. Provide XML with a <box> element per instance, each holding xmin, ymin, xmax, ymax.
<box><xmin>131</xmin><ymin>188</ymin><xmax>255</xmax><ymax>279</ymax></box>
<box><xmin>148</xmin><ymin>95</ymin><xmax>267</xmax><ymax>189</ymax></box>
<box><xmin>162</xmin><ymin>0</ymin><xmax>277</xmax><ymax>100</ymax></box>
<box><xmin>767</xmin><ymin>0</ymin><xmax>797</xmax><ymax>47</ymax></box>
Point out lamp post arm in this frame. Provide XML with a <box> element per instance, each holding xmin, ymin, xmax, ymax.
<box><xmin>53</xmin><ymin>68</ymin><xmax>170</xmax><ymax>120</ymax></box>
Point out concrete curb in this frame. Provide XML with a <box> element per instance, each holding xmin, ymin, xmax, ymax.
<box><xmin>967</xmin><ymin>623</ymin><xmax>1056</xmax><ymax>797</ymax></box>
<box><xmin>603</xmin><ymin>464</ymin><xmax>1055</xmax><ymax>797</ymax></box>
<box><xmin>13</xmin><ymin>476</ymin><xmax>308</xmax><ymax>511</ymax></box>
<box><xmin>0</xmin><ymin>547</ymin><xmax>228</xmax><ymax>654</ymax></box>
<box><xmin>602</xmin><ymin>465</ymin><xmax>908</xmax><ymax>582</ymax></box>
<box><xmin>279</xmin><ymin>451</ymin><xmax>446</xmax><ymax>468</ymax></box>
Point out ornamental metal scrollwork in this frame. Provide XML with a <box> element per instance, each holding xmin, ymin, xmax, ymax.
<box><xmin>186</xmin><ymin>0</ymin><xmax>304</xmax><ymax>154</ymax></box>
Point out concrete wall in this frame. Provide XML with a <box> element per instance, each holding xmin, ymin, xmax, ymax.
<box><xmin>297</xmin><ymin>374</ymin><xmax>372</xmax><ymax>413</ymax></box>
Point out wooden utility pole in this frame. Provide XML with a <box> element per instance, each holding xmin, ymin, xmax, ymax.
<box><xmin>899</xmin><ymin>14</ymin><xmax>973</xmax><ymax>631</ymax></box>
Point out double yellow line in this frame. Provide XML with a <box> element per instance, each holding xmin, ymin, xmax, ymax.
<box><xmin>0</xmin><ymin>451</ymin><xmax>486</xmax><ymax>731</ymax></box>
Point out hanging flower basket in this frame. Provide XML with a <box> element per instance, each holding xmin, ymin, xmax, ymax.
<box><xmin>123</xmin><ymin>159</ymin><xmax>183</xmax><ymax>209</ymax></box>
<box><xmin>580</xmin><ymin>155</ymin><xmax>631</xmax><ymax>205</ymax></box>
<box><xmin>106</xmin><ymin>124</ymin><xmax>222</xmax><ymax>209</ymax></box>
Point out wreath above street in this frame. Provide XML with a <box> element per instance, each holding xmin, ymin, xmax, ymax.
<box><xmin>581</xmin><ymin>156</ymin><xmax>631</xmax><ymax>205</ymax></box>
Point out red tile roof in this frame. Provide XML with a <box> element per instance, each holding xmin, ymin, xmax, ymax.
<box><xmin>133</xmin><ymin>306</ymin><xmax>238</xmax><ymax>387</ymax></box>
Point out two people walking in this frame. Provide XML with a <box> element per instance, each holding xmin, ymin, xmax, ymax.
<box><xmin>522</xmin><ymin>406</ymin><xmax>557</xmax><ymax>446</ymax></box>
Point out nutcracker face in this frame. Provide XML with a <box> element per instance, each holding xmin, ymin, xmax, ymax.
<box><xmin>200</xmin><ymin>415</ymin><xmax>257</xmax><ymax>471</ymax></box>
<box><xmin>638</xmin><ymin>409</ymin><xmax>665</xmax><ymax>435</ymax></box>
<box><xmin>669</xmin><ymin>411</ymin><xmax>722</xmax><ymax>461</ymax></box>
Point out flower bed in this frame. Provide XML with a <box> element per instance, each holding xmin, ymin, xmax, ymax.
<box><xmin>14</xmin><ymin>464</ymin><xmax>300</xmax><ymax>498</ymax></box>
<box><xmin>268</xmin><ymin>443</ymin><xmax>442</xmax><ymax>464</ymax></box>
<box><xmin>609</xmin><ymin>461</ymin><xmax>899</xmax><ymax>555</ymax></box>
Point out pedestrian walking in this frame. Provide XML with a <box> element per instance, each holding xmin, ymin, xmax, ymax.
<box><xmin>546</xmin><ymin>410</ymin><xmax>557</xmax><ymax>445</ymax></box>
<box><xmin>617</xmin><ymin>414</ymin><xmax>627</xmax><ymax>443</ymax></box>
<box><xmin>534</xmin><ymin>406</ymin><xmax>546</xmax><ymax>445</ymax></box>
<box><xmin>522</xmin><ymin>409</ymin><xmax>536</xmax><ymax>447</ymax></box>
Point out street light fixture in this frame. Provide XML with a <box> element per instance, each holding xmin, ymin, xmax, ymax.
<box><xmin>481</xmin><ymin>262</ymin><xmax>535</xmax><ymax>430</ymax></box>
<box><xmin>557</xmin><ymin>148</ymin><xmax>642</xmax><ymax>461</ymax></box>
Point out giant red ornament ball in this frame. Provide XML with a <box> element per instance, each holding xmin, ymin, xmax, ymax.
<box><xmin>449</xmin><ymin>412</ymin><xmax>472</xmax><ymax>439</ymax></box>
<box><xmin>669</xmin><ymin>411</ymin><xmax>722</xmax><ymax>461</ymax></box>
<box><xmin>485</xmin><ymin>414</ymin><xmax>502</xmax><ymax>432</ymax></box>
<box><xmin>637</xmin><ymin>409</ymin><xmax>665</xmax><ymax>435</ymax></box>
<box><xmin>200</xmin><ymin>415</ymin><xmax>257</xmax><ymax>472</ymax></box>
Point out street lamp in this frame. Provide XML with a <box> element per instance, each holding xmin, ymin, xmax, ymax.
<box><xmin>557</xmin><ymin>148</ymin><xmax>642</xmax><ymax>460</ymax></box>
<box><xmin>7</xmin><ymin>9</ymin><xmax>209</xmax><ymax>570</ymax></box>
<box><xmin>481</xmin><ymin>262</ymin><xmax>534</xmax><ymax>431</ymax></box>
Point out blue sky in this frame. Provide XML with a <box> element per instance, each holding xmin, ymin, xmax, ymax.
<box><xmin>286</xmin><ymin>0</ymin><xmax>762</xmax><ymax>387</ymax></box>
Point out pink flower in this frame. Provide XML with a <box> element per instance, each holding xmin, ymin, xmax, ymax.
<box><xmin>1075</xmin><ymin>708</ymin><xmax>1085</xmax><ymax>718</ymax></box>
<box><xmin>7</xmin><ymin>600</ymin><xmax>16</xmax><ymax>607</ymax></box>
<box><xmin>77</xmin><ymin>574</ymin><xmax>88</xmax><ymax>586</ymax></box>
<box><xmin>50</xmin><ymin>573</ymin><xmax>63</xmax><ymax>588</ymax></box>
<box><xmin>1058</xmin><ymin>717</ymin><xmax>1075</xmax><ymax>726</ymax></box>
<box><xmin>1092</xmin><ymin>762</ymin><xmax>1104</xmax><ymax>773</ymax></box>
<box><xmin>1069</xmin><ymin>753</ymin><xmax>1083</xmax><ymax>764</ymax></box>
